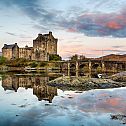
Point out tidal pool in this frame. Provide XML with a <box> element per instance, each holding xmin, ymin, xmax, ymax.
<box><xmin>0</xmin><ymin>75</ymin><xmax>126</xmax><ymax>126</ymax></box>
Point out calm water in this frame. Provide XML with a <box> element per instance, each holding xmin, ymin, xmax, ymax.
<box><xmin>0</xmin><ymin>74</ymin><xmax>126</xmax><ymax>126</ymax></box>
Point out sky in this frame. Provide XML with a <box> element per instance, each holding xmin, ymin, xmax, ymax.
<box><xmin>0</xmin><ymin>0</ymin><xmax>126</xmax><ymax>59</ymax></box>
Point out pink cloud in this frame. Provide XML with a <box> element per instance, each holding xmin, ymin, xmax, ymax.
<box><xmin>106</xmin><ymin>21</ymin><xmax>122</xmax><ymax>30</ymax></box>
<box><xmin>65</xmin><ymin>8</ymin><xmax>126</xmax><ymax>37</ymax></box>
<box><xmin>67</xmin><ymin>28</ymin><xmax>77</xmax><ymax>32</ymax></box>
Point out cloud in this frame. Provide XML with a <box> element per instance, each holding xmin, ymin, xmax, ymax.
<box><xmin>19</xmin><ymin>34</ymin><xmax>32</xmax><ymax>39</ymax></box>
<box><xmin>94</xmin><ymin>49</ymin><xmax>126</xmax><ymax>53</ymax></box>
<box><xmin>1</xmin><ymin>0</ymin><xmax>126</xmax><ymax>38</ymax></box>
<box><xmin>6</xmin><ymin>32</ymin><xmax>17</xmax><ymax>36</ymax></box>
<box><xmin>6</xmin><ymin>32</ymin><xmax>32</xmax><ymax>39</ymax></box>
<box><xmin>0</xmin><ymin>0</ymin><xmax>64</xmax><ymax>31</ymax></box>
<box><xmin>0</xmin><ymin>0</ymin><xmax>45</xmax><ymax>19</ymax></box>
<box><xmin>112</xmin><ymin>45</ymin><xmax>125</xmax><ymax>48</ymax></box>
<box><xmin>61</xmin><ymin>9</ymin><xmax>126</xmax><ymax>37</ymax></box>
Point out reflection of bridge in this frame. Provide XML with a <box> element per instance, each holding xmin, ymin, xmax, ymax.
<box><xmin>52</xmin><ymin>59</ymin><xmax>126</xmax><ymax>76</ymax></box>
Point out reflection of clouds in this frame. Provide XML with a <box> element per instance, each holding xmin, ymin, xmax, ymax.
<box><xmin>1</xmin><ymin>86</ymin><xmax>126</xmax><ymax>125</ymax></box>
<box><xmin>56</xmin><ymin>88</ymin><xmax>126</xmax><ymax>115</ymax></box>
<box><xmin>105</xmin><ymin>97</ymin><xmax>121</xmax><ymax>106</ymax></box>
<box><xmin>16</xmin><ymin>103</ymin><xmax>84</xmax><ymax>126</ymax></box>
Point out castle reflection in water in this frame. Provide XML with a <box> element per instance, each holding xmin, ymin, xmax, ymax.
<box><xmin>2</xmin><ymin>75</ymin><xmax>57</xmax><ymax>103</ymax></box>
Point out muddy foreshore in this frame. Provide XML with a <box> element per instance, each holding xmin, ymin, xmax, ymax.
<box><xmin>48</xmin><ymin>72</ymin><xmax>126</xmax><ymax>90</ymax></box>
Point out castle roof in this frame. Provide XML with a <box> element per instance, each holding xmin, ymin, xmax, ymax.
<box><xmin>2</xmin><ymin>43</ymin><xmax>18</xmax><ymax>49</ymax></box>
<box><xmin>34</xmin><ymin>31</ymin><xmax>56</xmax><ymax>41</ymax></box>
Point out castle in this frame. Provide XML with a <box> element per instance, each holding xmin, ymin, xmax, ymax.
<box><xmin>2</xmin><ymin>31</ymin><xmax>57</xmax><ymax>61</ymax></box>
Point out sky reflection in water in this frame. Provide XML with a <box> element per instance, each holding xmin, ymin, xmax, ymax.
<box><xmin>0</xmin><ymin>75</ymin><xmax>126</xmax><ymax>126</ymax></box>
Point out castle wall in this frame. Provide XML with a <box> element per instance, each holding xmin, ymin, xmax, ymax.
<box><xmin>47</xmin><ymin>39</ymin><xmax>57</xmax><ymax>55</ymax></box>
<box><xmin>2</xmin><ymin>48</ymin><xmax>12</xmax><ymax>60</ymax></box>
<box><xmin>12</xmin><ymin>45</ymin><xmax>19</xmax><ymax>59</ymax></box>
<box><xmin>45</xmin><ymin>32</ymin><xmax>57</xmax><ymax>55</ymax></box>
<box><xmin>2</xmin><ymin>43</ymin><xmax>19</xmax><ymax>60</ymax></box>
<box><xmin>19</xmin><ymin>48</ymin><xmax>32</xmax><ymax>60</ymax></box>
<box><xmin>32</xmin><ymin>34</ymin><xmax>48</xmax><ymax>61</ymax></box>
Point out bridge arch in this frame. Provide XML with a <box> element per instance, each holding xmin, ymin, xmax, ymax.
<box><xmin>70</xmin><ymin>64</ymin><xmax>76</xmax><ymax>69</ymax></box>
<box><xmin>122</xmin><ymin>64</ymin><xmax>126</xmax><ymax>70</ymax></box>
<box><xmin>92</xmin><ymin>63</ymin><xmax>102</xmax><ymax>73</ymax></box>
<box><xmin>69</xmin><ymin>63</ymin><xmax>76</xmax><ymax>76</ymax></box>
<box><xmin>79</xmin><ymin>64</ymin><xmax>86</xmax><ymax>69</ymax></box>
<box><xmin>79</xmin><ymin>63</ymin><xmax>88</xmax><ymax>76</ymax></box>
<box><xmin>92</xmin><ymin>63</ymin><xmax>100</xmax><ymax>69</ymax></box>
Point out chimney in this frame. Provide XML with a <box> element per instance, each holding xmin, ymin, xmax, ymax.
<box><xmin>49</xmin><ymin>31</ymin><xmax>52</xmax><ymax>36</ymax></box>
<box><xmin>25</xmin><ymin>45</ymin><xmax>28</xmax><ymax>48</ymax></box>
<box><xmin>38</xmin><ymin>33</ymin><xmax>42</xmax><ymax>36</ymax></box>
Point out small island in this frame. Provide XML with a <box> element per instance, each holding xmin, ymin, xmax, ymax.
<box><xmin>0</xmin><ymin>32</ymin><xmax>125</xmax><ymax>91</ymax></box>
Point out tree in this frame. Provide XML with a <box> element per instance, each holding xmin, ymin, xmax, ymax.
<box><xmin>71</xmin><ymin>54</ymin><xmax>78</xmax><ymax>61</ymax></box>
<box><xmin>49</xmin><ymin>54</ymin><xmax>62</xmax><ymax>61</ymax></box>
<box><xmin>0</xmin><ymin>56</ymin><xmax>7</xmax><ymax>65</ymax></box>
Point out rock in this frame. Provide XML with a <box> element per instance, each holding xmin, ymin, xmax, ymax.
<box><xmin>18</xmin><ymin>105</ymin><xmax>27</xmax><ymax>108</ymax></box>
<box><xmin>68</xmin><ymin>96</ymin><xmax>73</xmax><ymax>99</ymax></box>
<box><xmin>45</xmin><ymin>104</ymin><xmax>50</xmax><ymax>106</ymax></box>
<box><xmin>48</xmin><ymin>76</ymin><xmax>126</xmax><ymax>90</ymax></box>
<box><xmin>111</xmin><ymin>114</ymin><xmax>126</xmax><ymax>124</ymax></box>
<box><xmin>111</xmin><ymin>71</ymin><xmax>126</xmax><ymax>82</ymax></box>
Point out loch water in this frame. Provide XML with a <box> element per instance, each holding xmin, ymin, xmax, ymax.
<box><xmin>0</xmin><ymin>73</ymin><xmax>126</xmax><ymax>126</ymax></box>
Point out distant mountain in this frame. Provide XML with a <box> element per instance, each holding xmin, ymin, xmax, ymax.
<box><xmin>96</xmin><ymin>54</ymin><xmax>126</xmax><ymax>61</ymax></box>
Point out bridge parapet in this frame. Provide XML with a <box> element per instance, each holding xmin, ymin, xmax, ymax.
<box><xmin>60</xmin><ymin>60</ymin><xmax>126</xmax><ymax>76</ymax></box>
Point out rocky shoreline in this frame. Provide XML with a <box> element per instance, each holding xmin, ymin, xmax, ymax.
<box><xmin>111</xmin><ymin>114</ymin><xmax>126</xmax><ymax>124</ymax></box>
<box><xmin>48</xmin><ymin>71</ymin><xmax>126</xmax><ymax>90</ymax></box>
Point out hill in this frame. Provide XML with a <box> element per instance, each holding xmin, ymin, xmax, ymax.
<box><xmin>96</xmin><ymin>54</ymin><xmax>126</xmax><ymax>61</ymax></box>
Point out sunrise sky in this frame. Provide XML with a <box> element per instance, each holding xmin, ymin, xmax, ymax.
<box><xmin>0</xmin><ymin>0</ymin><xmax>126</xmax><ymax>59</ymax></box>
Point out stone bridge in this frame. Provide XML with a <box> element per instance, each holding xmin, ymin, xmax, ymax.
<box><xmin>52</xmin><ymin>59</ymin><xmax>126</xmax><ymax>77</ymax></box>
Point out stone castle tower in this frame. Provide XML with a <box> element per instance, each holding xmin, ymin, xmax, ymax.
<box><xmin>32</xmin><ymin>31</ymin><xmax>57</xmax><ymax>61</ymax></box>
<box><xmin>2</xmin><ymin>31</ymin><xmax>58</xmax><ymax>61</ymax></box>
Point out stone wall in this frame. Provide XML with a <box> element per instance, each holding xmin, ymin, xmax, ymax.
<box><xmin>19</xmin><ymin>47</ymin><xmax>32</xmax><ymax>60</ymax></box>
<box><xmin>12</xmin><ymin>45</ymin><xmax>19</xmax><ymax>59</ymax></box>
<box><xmin>32</xmin><ymin>36</ymin><xmax>48</xmax><ymax>61</ymax></box>
<box><xmin>2</xmin><ymin>43</ymin><xmax>19</xmax><ymax>60</ymax></box>
<box><xmin>47</xmin><ymin>32</ymin><xmax>57</xmax><ymax>55</ymax></box>
<box><xmin>2</xmin><ymin>48</ymin><xmax>12</xmax><ymax>60</ymax></box>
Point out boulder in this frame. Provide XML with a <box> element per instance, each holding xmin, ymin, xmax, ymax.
<box><xmin>111</xmin><ymin>71</ymin><xmax>126</xmax><ymax>82</ymax></box>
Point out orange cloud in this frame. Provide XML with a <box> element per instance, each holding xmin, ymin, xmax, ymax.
<box><xmin>106</xmin><ymin>21</ymin><xmax>122</xmax><ymax>30</ymax></box>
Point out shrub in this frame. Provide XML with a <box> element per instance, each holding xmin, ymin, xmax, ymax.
<box><xmin>30</xmin><ymin>62</ymin><xmax>38</xmax><ymax>68</ymax></box>
<box><xmin>49</xmin><ymin>54</ymin><xmax>62</xmax><ymax>61</ymax></box>
<box><xmin>0</xmin><ymin>56</ymin><xmax>7</xmax><ymax>65</ymax></box>
<box><xmin>71</xmin><ymin>54</ymin><xmax>78</xmax><ymax>61</ymax></box>
<box><xmin>6</xmin><ymin>58</ymin><xmax>29</xmax><ymax>67</ymax></box>
<box><xmin>40</xmin><ymin>62</ymin><xmax>47</xmax><ymax>67</ymax></box>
